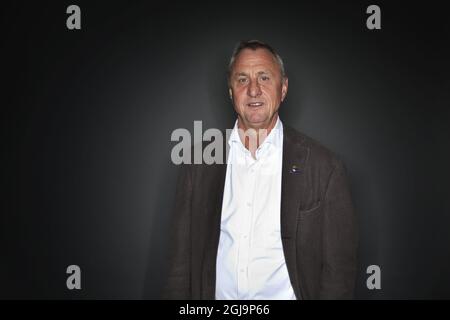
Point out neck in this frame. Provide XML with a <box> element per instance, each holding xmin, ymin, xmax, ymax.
<box><xmin>237</xmin><ymin>114</ymin><xmax>278</xmax><ymax>158</ymax></box>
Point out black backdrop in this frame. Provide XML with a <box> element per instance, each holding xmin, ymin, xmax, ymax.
<box><xmin>2</xmin><ymin>1</ymin><xmax>450</xmax><ymax>299</ymax></box>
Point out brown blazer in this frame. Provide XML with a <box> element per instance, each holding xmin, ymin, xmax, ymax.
<box><xmin>163</xmin><ymin>125</ymin><xmax>358</xmax><ymax>299</ymax></box>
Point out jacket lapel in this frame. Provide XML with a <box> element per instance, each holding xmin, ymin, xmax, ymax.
<box><xmin>201</xmin><ymin>137</ymin><xmax>228</xmax><ymax>299</ymax></box>
<box><xmin>281</xmin><ymin>125</ymin><xmax>309</xmax><ymax>299</ymax></box>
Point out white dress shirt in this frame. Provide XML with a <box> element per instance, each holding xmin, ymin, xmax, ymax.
<box><xmin>215</xmin><ymin>117</ymin><xmax>297</xmax><ymax>300</ymax></box>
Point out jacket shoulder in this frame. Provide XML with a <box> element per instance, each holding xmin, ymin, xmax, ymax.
<box><xmin>283</xmin><ymin>125</ymin><xmax>343</xmax><ymax>169</ymax></box>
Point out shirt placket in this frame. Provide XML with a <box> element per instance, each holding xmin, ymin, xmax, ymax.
<box><xmin>236</xmin><ymin>148</ymin><xmax>258</xmax><ymax>299</ymax></box>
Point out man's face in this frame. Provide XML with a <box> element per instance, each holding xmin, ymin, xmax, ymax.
<box><xmin>229</xmin><ymin>48</ymin><xmax>288</xmax><ymax>130</ymax></box>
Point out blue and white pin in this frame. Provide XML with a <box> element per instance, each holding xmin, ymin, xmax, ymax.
<box><xmin>290</xmin><ymin>165</ymin><xmax>301</xmax><ymax>174</ymax></box>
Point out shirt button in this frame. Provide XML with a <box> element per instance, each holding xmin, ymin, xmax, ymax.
<box><xmin>240</xmin><ymin>269</ymin><xmax>244</xmax><ymax>272</ymax></box>
<box><xmin>246</xmin><ymin>202</ymin><xmax>252</xmax><ymax>207</ymax></box>
<box><xmin>243</xmin><ymin>235</ymin><xmax>248</xmax><ymax>239</ymax></box>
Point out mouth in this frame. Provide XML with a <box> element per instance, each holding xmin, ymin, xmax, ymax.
<box><xmin>246</xmin><ymin>102</ymin><xmax>264</xmax><ymax>108</ymax></box>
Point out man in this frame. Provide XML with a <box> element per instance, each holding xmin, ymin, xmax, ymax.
<box><xmin>163</xmin><ymin>40</ymin><xmax>358</xmax><ymax>299</ymax></box>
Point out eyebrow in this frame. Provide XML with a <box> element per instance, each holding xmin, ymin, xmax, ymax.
<box><xmin>234</xmin><ymin>71</ymin><xmax>271</xmax><ymax>78</ymax></box>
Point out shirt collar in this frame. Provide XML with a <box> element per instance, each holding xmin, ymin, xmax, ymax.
<box><xmin>228</xmin><ymin>116</ymin><xmax>283</xmax><ymax>152</ymax></box>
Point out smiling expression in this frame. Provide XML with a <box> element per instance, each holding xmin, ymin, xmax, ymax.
<box><xmin>229</xmin><ymin>48</ymin><xmax>288</xmax><ymax>131</ymax></box>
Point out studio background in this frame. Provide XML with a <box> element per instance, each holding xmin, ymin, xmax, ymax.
<box><xmin>2</xmin><ymin>1</ymin><xmax>450</xmax><ymax>299</ymax></box>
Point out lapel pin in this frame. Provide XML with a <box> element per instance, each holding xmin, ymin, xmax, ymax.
<box><xmin>290</xmin><ymin>165</ymin><xmax>301</xmax><ymax>174</ymax></box>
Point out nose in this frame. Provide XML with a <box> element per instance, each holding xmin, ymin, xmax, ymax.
<box><xmin>247</xmin><ymin>79</ymin><xmax>262</xmax><ymax>98</ymax></box>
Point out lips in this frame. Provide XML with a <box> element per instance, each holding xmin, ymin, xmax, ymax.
<box><xmin>246</xmin><ymin>102</ymin><xmax>264</xmax><ymax>107</ymax></box>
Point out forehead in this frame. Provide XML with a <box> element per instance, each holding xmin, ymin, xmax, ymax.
<box><xmin>232</xmin><ymin>48</ymin><xmax>279</xmax><ymax>73</ymax></box>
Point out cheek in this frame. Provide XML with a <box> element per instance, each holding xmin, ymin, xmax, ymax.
<box><xmin>234</xmin><ymin>90</ymin><xmax>247</xmax><ymax>106</ymax></box>
<box><xmin>262</xmin><ymin>87</ymin><xmax>281</xmax><ymax>104</ymax></box>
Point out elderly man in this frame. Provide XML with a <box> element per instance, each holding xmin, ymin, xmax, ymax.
<box><xmin>163</xmin><ymin>40</ymin><xmax>358</xmax><ymax>300</ymax></box>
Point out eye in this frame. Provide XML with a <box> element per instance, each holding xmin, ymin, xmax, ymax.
<box><xmin>237</xmin><ymin>78</ymin><xmax>248</xmax><ymax>84</ymax></box>
<box><xmin>260</xmin><ymin>75</ymin><xmax>270</xmax><ymax>81</ymax></box>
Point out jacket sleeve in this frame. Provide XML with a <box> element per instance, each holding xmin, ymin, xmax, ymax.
<box><xmin>319</xmin><ymin>159</ymin><xmax>358</xmax><ymax>299</ymax></box>
<box><xmin>161</xmin><ymin>164</ymin><xmax>193</xmax><ymax>299</ymax></box>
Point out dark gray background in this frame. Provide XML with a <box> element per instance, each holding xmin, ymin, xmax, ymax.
<box><xmin>2</xmin><ymin>1</ymin><xmax>450</xmax><ymax>299</ymax></box>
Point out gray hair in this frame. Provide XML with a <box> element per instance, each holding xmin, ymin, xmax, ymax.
<box><xmin>227</xmin><ymin>40</ymin><xmax>286</xmax><ymax>83</ymax></box>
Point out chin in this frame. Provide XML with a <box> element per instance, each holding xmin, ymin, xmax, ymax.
<box><xmin>245</xmin><ymin>119</ymin><xmax>270</xmax><ymax>128</ymax></box>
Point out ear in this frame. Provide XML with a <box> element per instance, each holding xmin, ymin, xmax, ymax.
<box><xmin>281</xmin><ymin>77</ymin><xmax>288</xmax><ymax>102</ymax></box>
